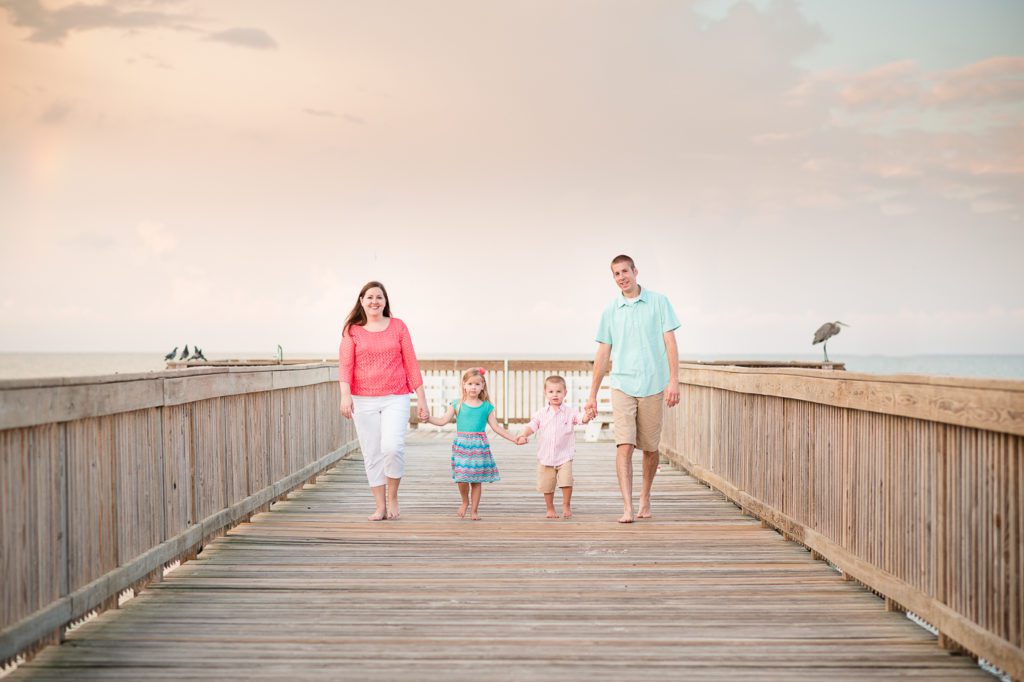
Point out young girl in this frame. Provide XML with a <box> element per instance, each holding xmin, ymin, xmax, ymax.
<box><xmin>423</xmin><ymin>367</ymin><xmax>519</xmax><ymax>520</ymax></box>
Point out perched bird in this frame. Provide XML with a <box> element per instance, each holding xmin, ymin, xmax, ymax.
<box><xmin>163</xmin><ymin>346</ymin><xmax>178</xmax><ymax>361</ymax></box>
<box><xmin>179</xmin><ymin>344</ymin><xmax>190</xmax><ymax>360</ymax></box>
<box><xmin>193</xmin><ymin>347</ymin><xmax>207</xmax><ymax>362</ymax></box>
<box><xmin>812</xmin><ymin>321</ymin><xmax>848</xmax><ymax>363</ymax></box>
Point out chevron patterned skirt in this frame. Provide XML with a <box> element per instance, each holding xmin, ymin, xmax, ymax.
<box><xmin>451</xmin><ymin>432</ymin><xmax>500</xmax><ymax>483</ymax></box>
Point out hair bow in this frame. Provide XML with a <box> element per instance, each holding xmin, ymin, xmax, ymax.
<box><xmin>478</xmin><ymin>367</ymin><xmax>486</xmax><ymax>376</ymax></box>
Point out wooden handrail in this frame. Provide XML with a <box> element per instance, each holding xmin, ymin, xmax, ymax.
<box><xmin>0</xmin><ymin>363</ymin><xmax>357</xmax><ymax>664</ymax></box>
<box><xmin>661</xmin><ymin>364</ymin><xmax>1024</xmax><ymax>679</ymax></box>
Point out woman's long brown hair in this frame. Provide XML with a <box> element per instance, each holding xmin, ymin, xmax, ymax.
<box><xmin>342</xmin><ymin>281</ymin><xmax>391</xmax><ymax>336</ymax></box>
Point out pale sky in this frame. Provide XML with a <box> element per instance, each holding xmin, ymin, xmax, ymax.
<box><xmin>1</xmin><ymin>0</ymin><xmax>1022</xmax><ymax>357</ymax></box>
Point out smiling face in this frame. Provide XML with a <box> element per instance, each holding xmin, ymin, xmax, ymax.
<box><xmin>611</xmin><ymin>261</ymin><xmax>639</xmax><ymax>297</ymax></box>
<box><xmin>463</xmin><ymin>375</ymin><xmax>485</xmax><ymax>400</ymax></box>
<box><xmin>544</xmin><ymin>380</ymin><xmax>566</xmax><ymax>408</ymax></box>
<box><xmin>360</xmin><ymin>287</ymin><xmax>387</xmax><ymax>318</ymax></box>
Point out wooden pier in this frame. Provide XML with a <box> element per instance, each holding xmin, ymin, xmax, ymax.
<box><xmin>1</xmin><ymin>360</ymin><xmax>1021</xmax><ymax>679</ymax></box>
<box><xmin>3</xmin><ymin>433</ymin><xmax>990</xmax><ymax>680</ymax></box>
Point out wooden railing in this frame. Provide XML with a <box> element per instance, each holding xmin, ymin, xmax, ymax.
<box><xmin>0</xmin><ymin>363</ymin><xmax>356</xmax><ymax>665</ymax></box>
<box><xmin>418</xmin><ymin>359</ymin><xmax>599</xmax><ymax>424</ymax></box>
<box><xmin>661</xmin><ymin>363</ymin><xmax>1024</xmax><ymax>679</ymax></box>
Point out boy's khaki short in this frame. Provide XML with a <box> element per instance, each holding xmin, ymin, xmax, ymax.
<box><xmin>611</xmin><ymin>389</ymin><xmax>664</xmax><ymax>452</ymax></box>
<box><xmin>537</xmin><ymin>460</ymin><xmax>573</xmax><ymax>493</ymax></box>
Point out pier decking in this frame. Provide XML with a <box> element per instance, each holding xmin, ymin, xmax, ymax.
<box><xmin>7</xmin><ymin>433</ymin><xmax>987</xmax><ymax>680</ymax></box>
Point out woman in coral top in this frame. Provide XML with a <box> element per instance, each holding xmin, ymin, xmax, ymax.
<box><xmin>339</xmin><ymin>281</ymin><xmax>429</xmax><ymax>521</ymax></box>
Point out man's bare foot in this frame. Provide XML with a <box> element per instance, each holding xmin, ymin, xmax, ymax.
<box><xmin>546</xmin><ymin>510</ymin><xmax>559</xmax><ymax>519</ymax></box>
<box><xmin>457</xmin><ymin>503</ymin><xmax>468</xmax><ymax>518</ymax></box>
<box><xmin>562</xmin><ymin>509</ymin><xmax>573</xmax><ymax>519</ymax></box>
<box><xmin>368</xmin><ymin>508</ymin><xmax>387</xmax><ymax>521</ymax></box>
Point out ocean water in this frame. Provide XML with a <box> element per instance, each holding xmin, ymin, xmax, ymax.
<box><xmin>0</xmin><ymin>352</ymin><xmax>1022</xmax><ymax>381</ymax></box>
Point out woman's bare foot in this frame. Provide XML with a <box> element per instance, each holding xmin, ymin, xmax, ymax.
<box><xmin>368</xmin><ymin>508</ymin><xmax>387</xmax><ymax>521</ymax></box>
<box><xmin>386</xmin><ymin>503</ymin><xmax>401</xmax><ymax>520</ymax></box>
<box><xmin>457</xmin><ymin>502</ymin><xmax>468</xmax><ymax>518</ymax></box>
<box><xmin>546</xmin><ymin>509</ymin><xmax>559</xmax><ymax>519</ymax></box>
<box><xmin>562</xmin><ymin>509</ymin><xmax>573</xmax><ymax>519</ymax></box>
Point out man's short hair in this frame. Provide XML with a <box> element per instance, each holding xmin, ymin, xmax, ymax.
<box><xmin>611</xmin><ymin>254</ymin><xmax>635</xmax><ymax>270</ymax></box>
<box><xmin>544</xmin><ymin>375</ymin><xmax>567</xmax><ymax>389</ymax></box>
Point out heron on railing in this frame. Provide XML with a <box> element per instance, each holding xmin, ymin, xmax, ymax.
<box><xmin>812</xmin><ymin>321</ymin><xmax>848</xmax><ymax>362</ymax></box>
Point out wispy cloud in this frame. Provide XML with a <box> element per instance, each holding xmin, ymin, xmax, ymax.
<box><xmin>37</xmin><ymin>100</ymin><xmax>71</xmax><ymax>124</ymax></box>
<box><xmin>303</xmin><ymin>108</ymin><xmax>336</xmax><ymax>118</ymax></box>
<box><xmin>206</xmin><ymin>26</ymin><xmax>276</xmax><ymax>50</ymax></box>
<box><xmin>0</xmin><ymin>0</ymin><xmax>278</xmax><ymax>50</ymax></box>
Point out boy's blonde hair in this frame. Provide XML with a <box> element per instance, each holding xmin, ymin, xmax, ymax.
<box><xmin>461</xmin><ymin>367</ymin><xmax>491</xmax><ymax>403</ymax></box>
<box><xmin>544</xmin><ymin>375</ymin><xmax>566</xmax><ymax>390</ymax></box>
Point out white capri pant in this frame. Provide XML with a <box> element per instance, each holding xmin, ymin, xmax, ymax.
<box><xmin>351</xmin><ymin>394</ymin><xmax>410</xmax><ymax>487</ymax></box>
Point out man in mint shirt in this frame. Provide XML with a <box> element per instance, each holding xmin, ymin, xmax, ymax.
<box><xmin>585</xmin><ymin>254</ymin><xmax>680</xmax><ymax>523</ymax></box>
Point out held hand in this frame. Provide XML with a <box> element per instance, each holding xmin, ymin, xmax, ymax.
<box><xmin>665</xmin><ymin>385</ymin><xmax>680</xmax><ymax>408</ymax></box>
<box><xmin>515</xmin><ymin>435</ymin><xmax>528</xmax><ymax>445</ymax></box>
<box><xmin>417</xmin><ymin>405</ymin><xmax>430</xmax><ymax>421</ymax></box>
<box><xmin>340</xmin><ymin>395</ymin><xmax>354</xmax><ymax>419</ymax></box>
<box><xmin>584</xmin><ymin>399</ymin><xmax>597</xmax><ymax>420</ymax></box>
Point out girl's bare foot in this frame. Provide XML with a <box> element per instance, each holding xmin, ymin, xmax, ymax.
<box><xmin>457</xmin><ymin>503</ymin><xmax>468</xmax><ymax>518</ymax></box>
<box><xmin>562</xmin><ymin>509</ymin><xmax>573</xmax><ymax>519</ymax></box>
<box><xmin>546</xmin><ymin>510</ymin><xmax>558</xmax><ymax>519</ymax></box>
<box><xmin>368</xmin><ymin>508</ymin><xmax>387</xmax><ymax>521</ymax></box>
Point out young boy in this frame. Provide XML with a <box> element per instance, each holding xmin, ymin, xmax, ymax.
<box><xmin>516</xmin><ymin>375</ymin><xmax>592</xmax><ymax>518</ymax></box>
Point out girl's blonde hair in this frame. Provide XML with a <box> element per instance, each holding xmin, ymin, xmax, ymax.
<box><xmin>460</xmin><ymin>367</ymin><xmax>490</xmax><ymax>403</ymax></box>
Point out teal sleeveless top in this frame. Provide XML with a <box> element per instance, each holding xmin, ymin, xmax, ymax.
<box><xmin>450</xmin><ymin>400</ymin><xmax>493</xmax><ymax>432</ymax></box>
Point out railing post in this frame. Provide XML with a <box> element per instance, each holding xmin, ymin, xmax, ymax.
<box><xmin>503</xmin><ymin>358</ymin><xmax>509</xmax><ymax>429</ymax></box>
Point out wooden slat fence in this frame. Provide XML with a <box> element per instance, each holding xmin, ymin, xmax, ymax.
<box><xmin>660</xmin><ymin>363</ymin><xmax>1024</xmax><ymax>679</ymax></box>
<box><xmin>0</xmin><ymin>363</ymin><xmax>357</xmax><ymax>665</ymax></box>
<box><xmin>418</xmin><ymin>359</ymin><xmax>598</xmax><ymax>424</ymax></box>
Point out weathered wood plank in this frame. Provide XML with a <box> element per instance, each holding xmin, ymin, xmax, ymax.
<box><xmin>7</xmin><ymin>435</ymin><xmax>988</xmax><ymax>680</ymax></box>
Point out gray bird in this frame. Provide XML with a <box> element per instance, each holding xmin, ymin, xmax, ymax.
<box><xmin>164</xmin><ymin>346</ymin><xmax>178</xmax><ymax>361</ymax></box>
<box><xmin>179</xmin><ymin>344</ymin><xmax>190</xmax><ymax>360</ymax></box>
<box><xmin>193</xmin><ymin>347</ymin><xmax>207</xmax><ymax>362</ymax></box>
<box><xmin>812</xmin><ymin>321</ymin><xmax>848</xmax><ymax>363</ymax></box>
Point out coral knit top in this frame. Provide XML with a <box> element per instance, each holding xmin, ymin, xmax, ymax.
<box><xmin>338</xmin><ymin>318</ymin><xmax>424</xmax><ymax>397</ymax></box>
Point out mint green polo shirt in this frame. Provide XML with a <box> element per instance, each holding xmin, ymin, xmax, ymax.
<box><xmin>595</xmin><ymin>287</ymin><xmax>680</xmax><ymax>398</ymax></box>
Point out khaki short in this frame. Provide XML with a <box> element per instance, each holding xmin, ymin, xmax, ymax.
<box><xmin>611</xmin><ymin>389</ymin><xmax>664</xmax><ymax>452</ymax></box>
<box><xmin>537</xmin><ymin>460</ymin><xmax>574</xmax><ymax>493</ymax></box>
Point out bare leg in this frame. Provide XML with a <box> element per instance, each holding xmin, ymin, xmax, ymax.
<box><xmin>616</xmin><ymin>443</ymin><xmax>635</xmax><ymax>523</ymax></box>
<box><xmin>637</xmin><ymin>451</ymin><xmax>659</xmax><ymax>518</ymax></box>
<box><xmin>386</xmin><ymin>477</ymin><xmax>401</xmax><ymax>519</ymax></box>
<box><xmin>368</xmin><ymin>485</ymin><xmax>387</xmax><ymax>521</ymax></box>
<box><xmin>470</xmin><ymin>483</ymin><xmax>483</xmax><ymax>520</ymax></box>
<box><xmin>561</xmin><ymin>486</ymin><xmax>573</xmax><ymax>519</ymax></box>
<box><xmin>457</xmin><ymin>482</ymin><xmax>469</xmax><ymax>518</ymax></box>
<box><xmin>544</xmin><ymin>492</ymin><xmax>558</xmax><ymax>518</ymax></box>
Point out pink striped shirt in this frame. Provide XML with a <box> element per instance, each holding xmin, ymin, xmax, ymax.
<box><xmin>527</xmin><ymin>405</ymin><xmax>584</xmax><ymax>467</ymax></box>
<box><xmin>338</xmin><ymin>318</ymin><xmax>423</xmax><ymax>397</ymax></box>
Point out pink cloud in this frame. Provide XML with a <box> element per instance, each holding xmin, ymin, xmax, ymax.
<box><xmin>926</xmin><ymin>56</ymin><xmax>1024</xmax><ymax>106</ymax></box>
<box><xmin>839</xmin><ymin>60</ymin><xmax>919</xmax><ymax>108</ymax></box>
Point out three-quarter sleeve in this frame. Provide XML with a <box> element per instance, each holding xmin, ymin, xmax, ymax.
<box><xmin>397</xmin><ymin>320</ymin><xmax>423</xmax><ymax>391</ymax></box>
<box><xmin>338</xmin><ymin>331</ymin><xmax>355</xmax><ymax>385</ymax></box>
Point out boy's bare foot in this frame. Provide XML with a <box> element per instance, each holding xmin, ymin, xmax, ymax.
<box><xmin>457</xmin><ymin>503</ymin><xmax>468</xmax><ymax>518</ymax></box>
<box><xmin>368</xmin><ymin>508</ymin><xmax>387</xmax><ymax>521</ymax></box>
<box><xmin>546</xmin><ymin>510</ymin><xmax>558</xmax><ymax>519</ymax></box>
<box><xmin>562</xmin><ymin>509</ymin><xmax>573</xmax><ymax>519</ymax></box>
